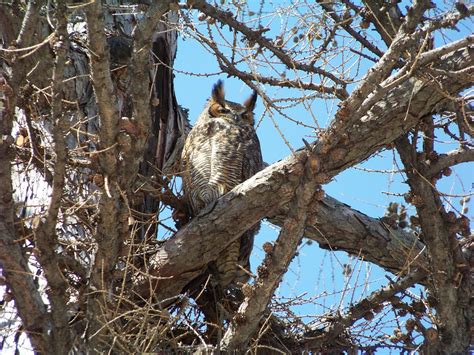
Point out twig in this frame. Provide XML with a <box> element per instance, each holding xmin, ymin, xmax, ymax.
<box><xmin>302</xmin><ymin>270</ymin><xmax>426</xmax><ymax>349</ymax></box>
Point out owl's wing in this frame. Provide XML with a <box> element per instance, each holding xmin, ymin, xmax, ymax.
<box><xmin>235</xmin><ymin>128</ymin><xmax>262</xmax><ymax>286</ymax></box>
<box><xmin>241</xmin><ymin>128</ymin><xmax>264</xmax><ymax>181</ymax></box>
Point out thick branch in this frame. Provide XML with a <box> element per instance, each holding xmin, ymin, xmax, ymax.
<box><xmin>270</xmin><ymin>195</ymin><xmax>428</xmax><ymax>276</ymax></box>
<box><xmin>8</xmin><ymin>0</ymin><xmax>46</xmax><ymax>102</ymax></box>
<box><xmin>123</xmin><ymin>2</ymin><xmax>173</xmax><ymax>185</ymax></box>
<box><xmin>84</xmin><ymin>1</ymin><xmax>129</xmax><ymax>344</ymax></box>
<box><xmin>85</xmin><ymin>1</ymin><xmax>119</xmax><ymax>173</ymax></box>
<box><xmin>341</xmin><ymin>0</ymin><xmax>430</xmax><ymax>119</ymax></box>
<box><xmin>395</xmin><ymin>136</ymin><xmax>470</xmax><ymax>353</ymax></box>
<box><xmin>425</xmin><ymin>148</ymin><xmax>474</xmax><ymax>177</ymax></box>
<box><xmin>362</xmin><ymin>0</ymin><xmax>403</xmax><ymax>45</ymax></box>
<box><xmin>84</xmin><ymin>1</ymin><xmax>130</xmax><ymax>286</ymax></box>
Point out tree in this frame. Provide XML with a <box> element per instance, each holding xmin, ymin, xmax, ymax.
<box><xmin>0</xmin><ymin>0</ymin><xmax>472</xmax><ymax>353</ymax></box>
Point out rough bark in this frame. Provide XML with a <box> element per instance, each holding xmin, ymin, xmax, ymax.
<box><xmin>271</xmin><ymin>194</ymin><xmax>428</xmax><ymax>277</ymax></box>
<box><xmin>0</xmin><ymin>1</ymin><xmax>51</xmax><ymax>352</ymax></box>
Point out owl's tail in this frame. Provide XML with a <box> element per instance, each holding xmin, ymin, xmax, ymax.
<box><xmin>214</xmin><ymin>223</ymin><xmax>259</xmax><ymax>289</ymax></box>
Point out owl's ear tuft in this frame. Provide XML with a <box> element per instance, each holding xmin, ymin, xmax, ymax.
<box><xmin>243</xmin><ymin>90</ymin><xmax>257</xmax><ymax>112</ymax></box>
<box><xmin>211</xmin><ymin>80</ymin><xmax>226</xmax><ymax>106</ymax></box>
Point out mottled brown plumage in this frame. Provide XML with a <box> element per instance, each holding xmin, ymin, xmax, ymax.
<box><xmin>181</xmin><ymin>80</ymin><xmax>263</xmax><ymax>289</ymax></box>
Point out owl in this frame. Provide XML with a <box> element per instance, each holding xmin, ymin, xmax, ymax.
<box><xmin>181</xmin><ymin>80</ymin><xmax>263</xmax><ymax>289</ymax></box>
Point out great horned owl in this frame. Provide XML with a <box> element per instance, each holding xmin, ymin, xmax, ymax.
<box><xmin>181</xmin><ymin>80</ymin><xmax>263</xmax><ymax>289</ymax></box>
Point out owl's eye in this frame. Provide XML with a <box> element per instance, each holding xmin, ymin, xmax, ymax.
<box><xmin>217</xmin><ymin>107</ymin><xmax>230</xmax><ymax>114</ymax></box>
<box><xmin>209</xmin><ymin>103</ymin><xmax>230</xmax><ymax>117</ymax></box>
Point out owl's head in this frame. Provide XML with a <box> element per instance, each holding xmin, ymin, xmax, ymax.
<box><xmin>207</xmin><ymin>80</ymin><xmax>257</xmax><ymax>125</ymax></box>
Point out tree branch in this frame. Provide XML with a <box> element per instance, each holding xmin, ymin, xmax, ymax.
<box><xmin>126</xmin><ymin>1</ymin><xmax>174</xmax><ymax>182</ymax></box>
<box><xmin>425</xmin><ymin>148</ymin><xmax>474</xmax><ymax>177</ymax></box>
<box><xmin>362</xmin><ymin>0</ymin><xmax>403</xmax><ymax>45</ymax></box>
<box><xmin>188</xmin><ymin>27</ymin><xmax>347</xmax><ymax>100</ymax></box>
<box><xmin>316</xmin><ymin>0</ymin><xmax>384</xmax><ymax>58</ymax></box>
<box><xmin>84</xmin><ymin>1</ymin><xmax>130</xmax><ymax>344</ymax></box>
<box><xmin>395</xmin><ymin>135</ymin><xmax>470</xmax><ymax>352</ymax></box>
<box><xmin>341</xmin><ymin>0</ymin><xmax>430</xmax><ymax>120</ymax></box>
<box><xmin>0</xmin><ymin>77</ymin><xmax>48</xmax><ymax>353</ymax></box>
<box><xmin>270</xmin><ymin>194</ymin><xmax>428</xmax><ymax>277</ymax></box>
<box><xmin>33</xmin><ymin>2</ymin><xmax>71</xmax><ymax>352</ymax></box>
<box><xmin>85</xmin><ymin>1</ymin><xmax>119</xmax><ymax>172</ymax></box>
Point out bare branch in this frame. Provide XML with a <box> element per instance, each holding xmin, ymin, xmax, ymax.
<box><xmin>0</xmin><ymin>77</ymin><xmax>48</xmax><ymax>353</ymax></box>
<box><xmin>192</xmin><ymin>29</ymin><xmax>347</xmax><ymax>100</ymax></box>
<box><xmin>425</xmin><ymin>148</ymin><xmax>474</xmax><ymax>177</ymax></box>
<box><xmin>302</xmin><ymin>270</ymin><xmax>426</xmax><ymax>349</ymax></box>
<box><xmin>7</xmin><ymin>0</ymin><xmax>51</xmax><ymax>118</ymax></box>
<box><xmin>416</xmin><ymin>35</ymin><xmax>474</xmax><ymax>67</ymax></box>
<box><xmin>341</xmin><ymin>0</ymin><xmax>431</xmax><ymax>120</ymax></box>
<box><xmin>137</xmin><ymin>44</ymin><xmax>472</xmax><ymax>304</ymax></box>
<box><xmin>130</xmin><ymin>2</ymin><xmax>174</xmax><ymax>125</ymax></box>
<box><xmin>187</xmin><ymin>0</ymin><xmax>348</xmax><ymax>88</ymax></box>
<box><xmin>271</xmin><ymin>195</ymin><xmax>428</xmax><ymax>277</ymax></box>
<box><xmin>84</xmin><ymin>1</ymin><xmax>131</xmax><ymax>343</ymax></box>
<box><xmin>426</xmin><ymin>4</ymin><xmax>474</xmax><ymax>32</ymax></box>
<box><xmin>316</xmin><ymin>0</ymin><xmax>384</xmax><ymax>58</ymax></box>
<box><xmin>85</xmin><ymin>1</ymin><xmax>120</xmax><ymax>163</ymax></box>
<box><xmin>362</xmin><ymin>0</ymin><xmax>404</xmax><ymax>45</ymax></box>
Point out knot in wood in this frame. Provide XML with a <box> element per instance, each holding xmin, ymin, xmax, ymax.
<box><xmin>424</xmin><ymin>328</ymin><xmax>439</xmax><ymax>343</ymax></box>
<box><xmin>234</xmin><ymin>313</ymin><xmax>247</xmax><ymax>325</ymax></box>
<box><xmin>307</xmin><ymin>155</ymin><xmax>320</xmax><ymax>173</ymax></box>
<box><xmin>262</xmin><ymin>242</ymin><xmax>274</xmax><ymax>254</ymax></box>
<box><xmin>257</xmin><ymin>265</ymin><xmax>269</xmax><ymax>279</ymax></box>
<box><xmin>329</xmin><ymin>148</ymin><xmax>346</xmax><ymax>161</ymax></box>
<box><xmin>405</xmin><ymin>319</ymin><xmax>416</xmax><ymax>332</ymax></box>
<box><xmin>93</xmin><ymin>174</ymin><xmax>105</xmax><ymax>187</ymax></box>
<box><xmin>117</xmin><ymin>132</ymin><xmax>132</xmax><ymax>152</ymax></box>
<box><xmin>314</xmin><ymin>188</ymin><xmax>325</xmax><ymax>201</ymax></box>
<box><xmin>313</xmin><ymin>173</ymin><xmax>329</xmax><ymax>184</ymax></box>
<box><xmin>363</xmin><ymin>311</ymin><xmax>374</xmax><ymax>321</ymax></box>
<box><xmin>241</xmin><ymin>283</ymin><xmax>255</xmax><ymax>298</ymax></box>
<box><xmin>442</xmin><ymin>167</ymin><xmax>452</xmax><ymax>177</ymax></box>
<box><xmin>411</xmin><ymin>195</ymin><xmax>424</xmax><ymax>207</ymax></box>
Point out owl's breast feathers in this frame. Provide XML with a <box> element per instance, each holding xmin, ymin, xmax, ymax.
<box><xmin>182</xmin><ymin>117</ymin><xmax>262</xmax><ymax>216</ymax></box>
